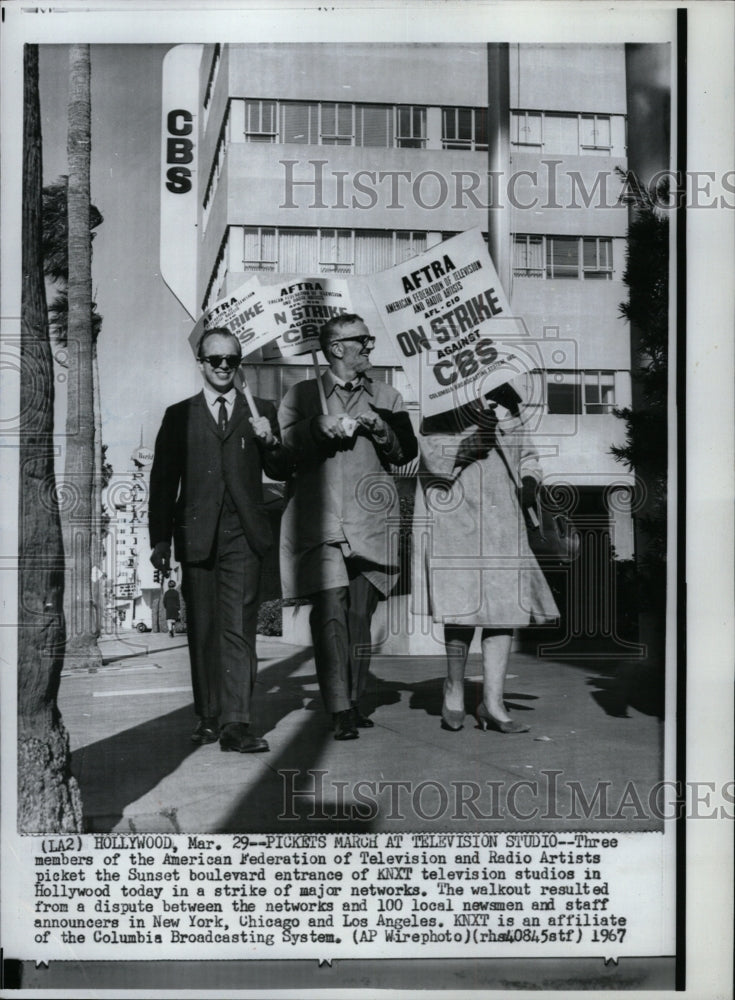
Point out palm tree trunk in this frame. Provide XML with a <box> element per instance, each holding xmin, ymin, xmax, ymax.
<box><xmin>63</xmin><ymin>44</ymin><xmax>101</xmax><ymax>669</ymax></box>
<box><xmin>92</xmin><ymin>340</ymin><xmax>104</xmax><ymax>631</ymax></box>
<box><xmin>19</xmin><ymin>44</ymin><xmax>83</xmax><ymax>833</ymax></box>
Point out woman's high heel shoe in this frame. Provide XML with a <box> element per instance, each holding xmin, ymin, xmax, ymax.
<box><xmin>441</xmin><ymin>681</ymin><xmax>465</xmax><ymax>731</ymax></box>
<box><xmin>476</xmin><ymin>702</ymin><xmax>529</xmax><ymax>734</ymax></box>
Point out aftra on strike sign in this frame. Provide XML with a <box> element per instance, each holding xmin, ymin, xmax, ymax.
<box><xmin>189</xmin><ymin>274</ymin><xmax>355</xmax><ymax>364</ymax></box>
<box><xmin>368</xmin><ymin>229</ymin><xmax>538</xmax><ymax>418</ymax></box>
<box><xmin>187</xmin><ymin>275</ymin><xmax>281</xmax><ymax>359</ymax></box>
<box><xmin>262</xmin><ymin>277</ymin><xmax>354</xmax><ymax>359</ymax></box>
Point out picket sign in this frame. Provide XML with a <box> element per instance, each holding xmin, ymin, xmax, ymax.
<box><xmin>366</xmin><ymin>228</ymin><xmax>537</xmax><ymax>419</ymax></box>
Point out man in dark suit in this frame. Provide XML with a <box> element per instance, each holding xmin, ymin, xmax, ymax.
<box><xmin>149</xmin><ymin>327</ymin><xmax>289</xmax><ymax>753</ymax></box>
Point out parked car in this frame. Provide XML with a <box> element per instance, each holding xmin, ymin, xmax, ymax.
<box><xmin>132</xmin><ymin>620</ymin><xmax>151</xmax><ymax>633</ymax></box>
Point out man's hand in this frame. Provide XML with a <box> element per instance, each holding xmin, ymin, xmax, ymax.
<box><xmin>355</xmin><ymin>411</ymin><xmax>389</xmax><ymax>443</ymax></box>
<box><xmin>150</xmin><ymin>542</ymin><xmax>171</xmax><ymax>577</ymax></box>
<box><xmin>250</xmin><ymin>415</ymin><xmax>278</xmax><ymax>448</ymax></box>
<box><xmin>311</xmin><ymin>414</ymin><xmax>350</xmax><ymax>442</ymax></box>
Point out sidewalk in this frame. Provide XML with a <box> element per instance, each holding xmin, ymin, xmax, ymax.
<box><xmin>59</xmin><ymin>635</ymin><xmax>664</xmax><ymax>835</ymax></box>
<box><xmin>98</xmin><ymin>630</ymin><xmax>188</xmax><ymax>664</ymax></box>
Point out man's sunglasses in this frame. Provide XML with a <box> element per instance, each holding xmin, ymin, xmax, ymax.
<box><xmin>333</xmin><ymin>335</ymin><xmax>376</xmax><ymax>350</ymax></box>
<box><xmin>200</xmin><ymin>354</ymin><xmax>242</xmax><ymax>370</ymax></box>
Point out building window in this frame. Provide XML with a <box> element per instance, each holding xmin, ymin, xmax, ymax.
<box><xmin>357</xmin><ymin>105</ymin><xmax>392</xmax><ymax>147</ymax></box>
<box><xmin>441</xmin><ymin>107</ymin><xmax>488</xmax><ymax>151</ymax></box>
<box><xmin>245</xmin><ymin>99</ymin><xmax>278</xmax><ymax>141</ymax></box>
<box><xmin>280</xmin><ymin>100</ymin><xmax>356</xmax><ymax>146</ymax></box>
<box><xmin>236</xmin><ymin>99</ymin><xmax>427</xmax><ymax>148</ymax></box>
<box><xmin>280</xmin><ymin>101</ymin><xmax>320</xmax><ymax>144</ymax></box>
<box><xmin>238</xmin><ymin>226</ymin><xmax>428</xmax><ymax>276</ymax></box>
<box><xmin>543</xmin><ymin>370</ymin><xmax>617</xmax><ymax>414</ymax></box>
<box><xmin>442</xmin><ymin>231</ymin><xmax>489</xmax><ymax>247</ymax></box>
<box><xmin>546</xmin><ymin>236</ymin><xmax>580</xmax><ymax>279</ymax></box>
<box><xmin>395</xmin><ymin>105</ymin><xmax>426</xmax><ymax>148</ymax></box>
<box><xmin>580</xmin><ymin>114</ymin><xmax>612</xmax><ymax>151</ymax></box>
<box><xmin>512</xmin><ymin>234</ymin><xmax>544</xmax><ymax>278</ymax></box>
<box><xmin>394</xmin><ymin>231</ymin><xmax>427</xmax><ymax>262</ymax></box>
<box><xmin>278</xmin><ymin>229</ymin><xmax>318</xmax><ymax>272</ymax></box>
<box><xmin>511</xmin><ymin>110</ymin><xmax>617</xmax><ymax>155</ymax></box>
<box><xmin>546</xmin><ymin>371</ymin><xmax>581</xmax><ymax>413</ymax></box>
<box><xmin>319</xmin><ymin>229</ymin><xmax>353</xmax><ymax>272</ymax></box>
<box><xmin>203</xmin><ymin>44</ymin><xmax>222</xmax><ymax>111</ymax></box>
<box><xmin>511</xmin><ymin>110</ymin><xmax>542</xmax><ymax>148</ymax></box>
<box><xmin>243</xmin><ymin>227</ymin><xmax>277</xmax><ymax>271</ymax></box>
<box><xmin>513</xmin><ymin>235</ymin><xmax>613</xmax><ymax>279</ymax></box>
<box><xmin>582</xmin><ymin>236</ymin><xmax>613</xmax><ymax>278</ymax></box>
<box><xmin>583</xmin><ymin>371</ymin><xmax>616</xmax><ymax>413</ymax></box>
<box><xmin>320</xmin><ymin>103</ymin><xmax>354</xmax><ymax>146</ymax></box>
<box><xmin>202</xmin><ymin>105</ymin><xmax>231</xmax><ymax>225</ymax></box>
<box><xmin>202</xmin><ymin>229</ymin><xmax>231</xmax><ymax>310</ymax></box>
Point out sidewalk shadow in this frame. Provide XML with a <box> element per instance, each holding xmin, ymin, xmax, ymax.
<box><xmin>587</xmin><ymin>664</ymin><xmax>665</xmax><ymax>720</ymax></box>
<box><xmin>71</xmin><ymin>704</ymin><xmax>198</xmax><ymax>832</ymax></box>
<box><xmin>72</xmin><ymin>646</ymin><xmax>315</xmax><ymax>832</ymax></box>
<box><xmin>215</xmin><ymin>682</ymin><xmax>406</xmax><ymax>834</ymax></box>
<box><xmin>218</xmin><ymin>666</ymin><xmax>541</xmax><ymax>832</ymax></box>
<box><xmin>216</xmin><ymin>708</ymin><xmax>374</xmax><ymax>833</ymax></box>
<box><xmin>407</xmin><ymin>675</ymin><xmax>538</xmax><ymax>723</ymax></box>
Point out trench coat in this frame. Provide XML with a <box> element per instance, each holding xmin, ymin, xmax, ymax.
<box><xmin>278</xmin><ymin>370</ymin><xmax>417</xmax><ymax>599</ymax></box>
<box><xmin>413</xmin><ymin>402</ymin><xmax>559</xmax><ymax>627</ymax></box>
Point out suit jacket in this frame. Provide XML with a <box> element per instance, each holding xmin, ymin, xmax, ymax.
<box><xmin>149</xmin><ymin>390</ymin><xmax>289</xmax><ymax>563</ymax></box>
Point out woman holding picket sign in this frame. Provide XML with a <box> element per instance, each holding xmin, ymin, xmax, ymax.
<box><xmin>415</xmin><ymin>378</ymin><xmax>559</xmax><ymax>734</ymax></box>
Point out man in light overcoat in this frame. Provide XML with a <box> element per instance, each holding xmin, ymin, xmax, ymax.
<box><xmin>278</xmin><ymin>314</ymin><xmax>417</xmax><ymax>739</ymax></box>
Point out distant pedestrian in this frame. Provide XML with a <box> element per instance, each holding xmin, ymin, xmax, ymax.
<box><xmin>162</xmin><ymin>580</ymin><xmax>180</xmax><ymax>637</ymax></box>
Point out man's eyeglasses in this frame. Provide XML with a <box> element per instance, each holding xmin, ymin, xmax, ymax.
<box><xmin>200</xmin><ymin>354</ymin><xmax>241</xmax><ymax>370</ymax></box>
<box><xmin>333</xmin><ymin>335</ymin><xmax>376</xmax><ymax>351</ymax></box>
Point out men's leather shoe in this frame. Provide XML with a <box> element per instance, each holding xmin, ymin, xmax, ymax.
<box><xmin>191</xmin><ymin>718</ymin><xmax>220</xmax><ymax>745</ymax></box>
<box><xmin>219</xmin><ymin>722</ymin><xmax>269</xmax><ymax>753</ymax></box>
<box><xmin>333</xmin><ymin>709</ymin><xmax>359</xmax><ymax>741</ymax></box>
<box><xmin>350</xmin><ymin>704</ymin><xmax>374</xmax><ymax>729</ymax></box>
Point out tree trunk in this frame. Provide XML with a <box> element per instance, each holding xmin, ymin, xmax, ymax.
<box><xmin>19</xmin><ymin>45</ymin><xmax>83</xmax><ymax>833</ymax></box>
<box><xmin>63</xmin><ymin>44</ymin><xmax>101</xmax><ymax>670</ymax></box>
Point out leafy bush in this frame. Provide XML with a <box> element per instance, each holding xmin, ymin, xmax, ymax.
<box><xmin>257</xmin><ymin>599</ymin><xmax>283</xmax><ymax>636</ymax></box>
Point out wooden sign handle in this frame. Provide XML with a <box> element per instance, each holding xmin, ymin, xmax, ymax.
<box><xmin>311</xmin><ymin>349</ymin><xmax>328</xmax><ymax>415</ymax></box>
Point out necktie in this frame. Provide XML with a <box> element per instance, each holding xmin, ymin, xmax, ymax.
<box><xmin>216</xmin><ymin>395</ymin><xmax>228</xmax><ymax>434</ymax></box>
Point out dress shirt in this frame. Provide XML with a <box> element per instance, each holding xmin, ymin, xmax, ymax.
<box><xmin>202</xmin><ymin>384</ymin><xmax>236</xmax><ymax>425</ymax></box>
<box><xmin>326</xmin><ymin>372</ymin><xmax>371</xmax><ymax>398</ymax></box>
